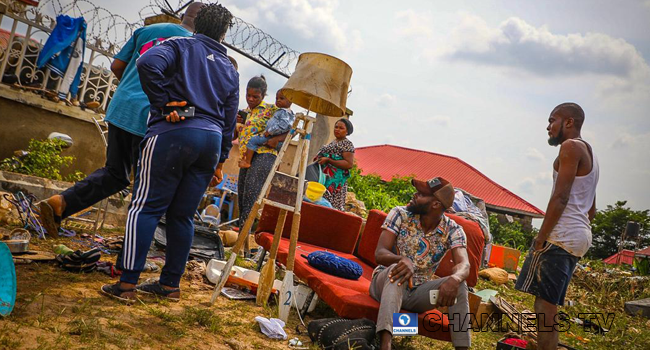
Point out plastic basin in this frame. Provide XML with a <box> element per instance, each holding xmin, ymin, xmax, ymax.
<box><xmin>0</xmin><ymin>242</ymin><xmax>16</xmax><ymax>317</ymax></box>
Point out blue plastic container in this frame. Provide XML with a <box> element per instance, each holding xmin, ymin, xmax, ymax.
<box><xmin>0</xmin><ymin>241</ymin><xmax>17</xmax><ymax>317</ymax></box>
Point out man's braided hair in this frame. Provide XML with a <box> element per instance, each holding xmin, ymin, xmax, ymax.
<box><xmin>194</xmin><ymin>3</ymin><xmax>233</xmax><ymax>42</ymax></box>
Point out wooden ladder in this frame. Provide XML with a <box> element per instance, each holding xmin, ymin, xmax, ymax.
<box><xmin>210</xmin><ymin>112</ymin><xmax>316</xmax><ymax>321</ymax></box>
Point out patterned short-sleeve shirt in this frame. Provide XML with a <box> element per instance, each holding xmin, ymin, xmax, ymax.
<box><xmin>238</xmin><ymin>101</ymin><xmax>278</xmax><ymax>158</ymax></box>
<box><xmin>378</xmin><ymin>206</ymin><xmax>467</xmax><ymax>286</ymax></box>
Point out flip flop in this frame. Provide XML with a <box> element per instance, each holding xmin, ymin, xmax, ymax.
<box><xmin>100</xmin><ymin>282</ymin><xmax>137</xmax><ymax>304</ymax></box>
<box><xmin>38</xmin><ymin>201</ymin><xmax>61</xmax><ymax>237</ymax></box>
<box><xmin>136</xmin><ymin>280</ymin><xmax>181</xmax><ymax>302</ymax></box>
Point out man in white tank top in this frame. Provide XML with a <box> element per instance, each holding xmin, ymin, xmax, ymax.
<box><xmin>515</xmin><ymin>103</ymin><xmax>599</xmax><ymax>350</ymax></box>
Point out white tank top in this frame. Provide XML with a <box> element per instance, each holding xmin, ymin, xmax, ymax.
<box><xmin>547</xmin><ymin>140</ymin><xmax>599</xmax><ymax>257</ymax></box>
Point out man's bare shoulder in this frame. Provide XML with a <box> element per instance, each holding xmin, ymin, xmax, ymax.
<box><xmin>559</xmin><ymin>139</ymin><xmax>586</xmax><ymax>159</ymax></box>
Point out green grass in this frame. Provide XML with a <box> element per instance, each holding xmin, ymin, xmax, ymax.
<box><xmin>4</xmin><ymin>223</ymin><xmax>650</xmax><ymax>350</ymax></box>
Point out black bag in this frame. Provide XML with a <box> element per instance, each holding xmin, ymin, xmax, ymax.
<box><xmin>305</xmin><ymin>162</ymin><xmax>323</xmax><ymax>183</ymax></box>
<box><xmin>308</xmin><ymin>318</ymin><xmax>376</xmax><ymax>349</ymax></box>
<box><xmin>154</xmin><ymin>217</ymin><xmax>225</xmax><ymax>261</ymax></box>
<box><xmin>56</xmin><ymin>248</ymin><xmax>101</xmax><ymax>273</ymax></box>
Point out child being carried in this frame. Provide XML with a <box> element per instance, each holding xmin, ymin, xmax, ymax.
<box><xmin>239</xmin><ymin>90</ymin><xmax>295</xmax><ymax>169</ymax></box>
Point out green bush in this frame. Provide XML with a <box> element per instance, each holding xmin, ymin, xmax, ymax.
<box><xmin>489</xmin><ymin>214</ymin><xmax>536</xmax><ymax>251</ymax></box>
<box><xmin>347</xmin><ymin>165</ymin><xmax>414</xmax><ymax>213</ymax></box>
<box><xmin>0</xmin><ymin>138</ymin><xmax>85</xmax><ymax>182</ymax></box>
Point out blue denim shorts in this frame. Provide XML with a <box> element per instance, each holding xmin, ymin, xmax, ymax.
<box><xmin>515</xmin><ymin>242</ymin><xmax>579</xmax><ymax>306</ymax></box>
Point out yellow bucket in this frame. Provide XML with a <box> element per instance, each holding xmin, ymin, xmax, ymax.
<box><xmin>305</xmin><ymin>181</ymin><xmax>326</xmax><ymax>202</ymax></box>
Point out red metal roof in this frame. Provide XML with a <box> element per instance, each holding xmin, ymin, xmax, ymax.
<box><xmin>636</xmin><ymin>246</ymin><xmax>650</xmax><ymax>256</ymax></box>
<box><xmin>354</xmin><ymin>144</ymin><xmax>544</xmax><ymax>217</ymax></box>
<box><xmin>603</xmin><ymin>250</ymin><xmax>636</xmax><ymax>265</ymax></box>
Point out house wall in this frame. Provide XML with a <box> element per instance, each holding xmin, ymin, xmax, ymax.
<box><xmin>0</xmin><ymin>85</ymin><xmax>107</xmax><ymax>177</ymax></box>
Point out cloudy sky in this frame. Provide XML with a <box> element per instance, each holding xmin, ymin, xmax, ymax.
<box><xmin>101</xmin><ymin>0</ymin><xmax>650</xmax><ymax>218</ymax></box>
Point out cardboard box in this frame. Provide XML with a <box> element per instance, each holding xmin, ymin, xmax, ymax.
<box><xmin>474</xmin><ymin>301</ymin><xmax>497</xmax><ymax>328</ymax></box>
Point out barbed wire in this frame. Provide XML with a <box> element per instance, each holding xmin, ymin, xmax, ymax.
<box><xmin>140</xmin><ymin>1</ymin><xmax>300</xmax><ymax>77</ymax></box>
<box><xmin>30</xmin><ymin>0</ymin><xmax>299</xmax><ymax>76</ymax></box>
<box><xmin>38</xmin><ymin>0</ymin><xmax>139</xmax><ymax>52</ymax></box>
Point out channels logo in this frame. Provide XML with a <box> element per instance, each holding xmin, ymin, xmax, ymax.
<box><xmin>393</xmin><ymin>313</ymin><xmax>418</xmax><ymax>335</ymax></box>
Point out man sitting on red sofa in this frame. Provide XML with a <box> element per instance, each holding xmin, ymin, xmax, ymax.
<box><xmin>371</xmin><ymin>177</ymin><xmax>472</xmax><ymax>350</ymax></box>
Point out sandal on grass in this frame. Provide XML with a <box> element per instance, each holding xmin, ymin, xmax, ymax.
<box><xmin>38</xmin><ymin>201</ymin><xmax>61</xmax><ymax>237</ymax></box>
<box><xmin>100</xmin><ymin>282</ymin><xmax>137</xmax><ymax>303</ymax></box>
<box><xmin>136</xmin><ymin>280</ymin><xmax>181</xmax><ymax>301</ymax></box>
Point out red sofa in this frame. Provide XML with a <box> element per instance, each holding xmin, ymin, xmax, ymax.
<box><xmin>255</xmin><ymin>201</ymin><xmax>485</xmax><ymax>341</ymax></box>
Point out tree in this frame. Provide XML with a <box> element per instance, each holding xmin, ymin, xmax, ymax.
<box><xmin>588</xmin><ymin>200</ymin><xmax>650</xmax><ymax>259</ymax></box>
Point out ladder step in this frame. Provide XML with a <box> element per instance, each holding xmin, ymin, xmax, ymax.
<box><xmin>275</xmin><ymin>172</ymin><xmax>298</xmax><ymax>180</ymax></box>
<box><xmin>262</xmin><ymin>199</ymin><xmax>296</xmax><ymax>212</ymax></box>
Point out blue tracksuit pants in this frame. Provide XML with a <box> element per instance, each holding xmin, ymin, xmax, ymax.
<box><xmin>120</xmin><ymin>128</ymin><xmax>221</xmax><ymax>287</ymax></box>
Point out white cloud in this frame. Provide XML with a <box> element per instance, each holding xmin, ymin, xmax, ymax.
<box><xmin>518</xmin><ymin>177</ymin><xmax>536</xmax><ymax>194</ymax></box>
<box><xmin>441</xmin><ymin>15</ymin><xmax>650</xmax><ymax>80</ymax></box>
<box><xmin>518</xmin><ymin>172</ymin><xmax>553</xmax><ymax>195</ymax></box>
<box><xmin>611</xmin><ymin>131</ymin><xmax>650</xmax><ymax>149</ymax></box>
<box><xmin>220</xmin><ymin>0</ymin><xmax>359</xmax><ymax>54</ymax></box>
<box><xmin>396</xmin><ymin>114</ymin><xmax>451</xmax><ymax>127</ymax></box>
<box><xmin>395</xmin><ymin>10</ymin><xmax>434</xmax><ymax>38</ymax></box>
<box><xmin>424</xmin><ymin>115</ymin><xmax>451</xmax><ymax>127</ymax></box>
<box><xmin>375</xmin><ymin>93</ymin><xmax>397</xmax><ymax>107</ymax></box>
<box><xmin>524</xmin><ymin>147</ymin><xmax>545</xmax><ymax>162</ymax></box>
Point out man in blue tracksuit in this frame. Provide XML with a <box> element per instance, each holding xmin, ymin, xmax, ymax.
<box><xmin>101</xmin><ymin>3</ymin><xmax>239</xmax><ymax>302</ymax></box>
<box><xmin>38</xmin><ymin>3</ymin><xmax>206</xmax><ymax>237</ymax></box>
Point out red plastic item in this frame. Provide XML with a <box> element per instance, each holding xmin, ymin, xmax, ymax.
<box><xmin>489</xmin><ymin>244</ymin><xmax>521</xmax><ymax>272</ymax></box>
<box><xmin>503</xmin><ymin>337</ymin><xmax>528</xmax><ymax>347</ymax></box>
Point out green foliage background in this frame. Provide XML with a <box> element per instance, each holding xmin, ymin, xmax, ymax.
<box><xmin>0</xmin><ymin>138</ymin><xmax>85</xmax><ymax>182</ymax></box>
<box><xmin>588</xmin><ymin>200</ymin><xmax>650</xmax><ymax>259</ymax></box>
<box><xmin>347</xmin><ymin>165</ymin><xmax>414</xmax><ymax>214</ymax></box>
<box><xmin>348</xmin><ymin>166</ymin><xmax>650</xmax><ymax>259</ymax></box>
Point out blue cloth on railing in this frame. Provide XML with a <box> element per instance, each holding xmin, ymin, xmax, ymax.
<box><xmin>36</xmin><ymin>15</ymin><xmax>86</xmax><ymax>99</ymax></box>
<box><xmin>303</xmin><ymin>251</ymin><xmax>362</xmax><ymax>280</ymax></box>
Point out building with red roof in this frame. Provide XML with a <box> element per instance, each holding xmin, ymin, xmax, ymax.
<box><xmin>354</xmin><ymin>144</ymin><xmax>544</xmax><ymax>219</ymax></box>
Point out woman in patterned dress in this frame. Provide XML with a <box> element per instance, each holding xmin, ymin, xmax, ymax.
<box><xmin>315</xmin><ymin>119</ymin><xmax>355</xmax><ymax>211</ymax></box>
<box><xmin>237</xmin><ymin>75</ymin><xmax>285</xmax><ymax>227</ymax></box>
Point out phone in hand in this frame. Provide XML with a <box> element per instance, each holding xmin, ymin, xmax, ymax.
<box><xmin>429</xmin><ymin>289</ymin><xmax>457</xmax><ymax>306</ymax></box>
<box><xmin>162</xmin><ymin>105</ymin><xmax>195</xmax><ymax>118</ymax></box>
<box><xmin>430</xmin><ymin>290</ymin><xmax>439</xmax><ymax>305</ymax></box>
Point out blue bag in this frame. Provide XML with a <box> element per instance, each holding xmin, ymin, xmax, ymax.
<box><xmin>303</xmin><ymin>251</ymin><xmax>363</xmax><ymax>280</ymax></box>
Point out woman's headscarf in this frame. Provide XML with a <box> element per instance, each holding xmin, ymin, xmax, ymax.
<box><xmin>337</xmin><ymin>118</ymin><xmax>353</xmax><ymax>135</ymax></box>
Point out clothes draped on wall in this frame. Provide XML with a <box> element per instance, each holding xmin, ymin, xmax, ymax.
<box><xmin>36</xmin><ymin>15</ymin><xmax>87</xmax><ymax>100</ymax></box>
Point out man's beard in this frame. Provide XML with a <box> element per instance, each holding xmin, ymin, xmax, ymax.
<box><xmin>548</xmin><ymin>126</ymin><xmax>564</xmax><ymax>146</ymax></box>
<box><xmin>406</xmin><ymin>202</ymin><xmax>429</xmax><ymax>215</ymax></box>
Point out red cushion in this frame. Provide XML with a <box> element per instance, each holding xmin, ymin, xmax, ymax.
<box><xmin>353</xmin><ymin>210</ymin><xmax>484</xmax><ymax>287</ymax></box>
<box><xmin>255</xmin><ymin>207</ymin><xmax>484</xmax><ymax>342</ymax></box>
<box><xmin>432</xmin><ymin>213</ymin><xmax>484</xmax><ymax>287</ymax></box>
<box><xmin>355</xmin><ymin>209</ymin><xmax>386</xmax><ymax>267</ymax></box>
<box><xmin>256</xmin><ymin>232</ymin><xmax>452</xmax><ymax>341</ymax></box>
<box><xmin>256</xmin><ymin>201</ymin><xmax>362</xmax><ymax>254</ymax></box>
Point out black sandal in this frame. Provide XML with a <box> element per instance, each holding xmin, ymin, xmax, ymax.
<box><xmin>136</xmin><ymin>280</ymin><xmax>181</xmax><ymax>301</ymax></box>
<box><xmin>100</xmin><ymin>282</ymin><xmax>137</xmax><ymax>303</ymax></box>
<box><xmin>38</xmin><ymin>201</ymin><xmax>61</xmax><ymax>237</ymax></box>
